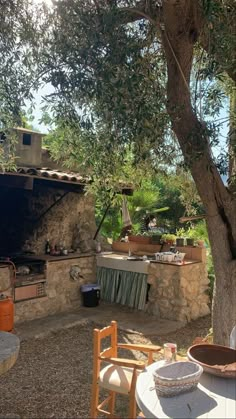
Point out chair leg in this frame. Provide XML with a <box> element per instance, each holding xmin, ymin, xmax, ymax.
<box><xmin>128</xmin><ymin>369</ymin><xmax>137</xmax><ymax>419</ymax></box>
<box><xmin>129</xmin><ymin>398</ymin><xmax>137</xmax><ymax>419</ymax></box>
<box><xmin>90</xmin><ymin>381</ymin><xmax>99</xmax><ymax>418</ymax></box>
<box><xmin>108</xmin><ymin>391</ymin><xmax>116</xmax><ymax>417</ymax></box>
<box><xmin>128</xmin><ymin>397</ymin><xmax>137</xmax><ymax>419</ymax></box>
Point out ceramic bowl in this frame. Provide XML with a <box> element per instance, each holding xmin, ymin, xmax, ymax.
<box><xmin>187</xmin><ymin>344</ymin><xmax>236</xmax><ymax>378</ymax></box>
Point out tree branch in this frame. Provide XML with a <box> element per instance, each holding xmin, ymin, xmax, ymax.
<box><xmin>114</xmin><ymin>0</ymin><xmax>160</xmax><ymax>26</ymax></box>
<box><xmin>199</xmin><ymin>0</ymin><xmax>236</xmax><ymax>83</ymax></box>
<box><xmin>123</xmin><ymin>7</ymin><xmax>156</xmax><ymax>26</ymax></box>
<box><xmin>200</xmin><ymin>31</ymin><xmax>236</xmax><ymax>83</ymax></box>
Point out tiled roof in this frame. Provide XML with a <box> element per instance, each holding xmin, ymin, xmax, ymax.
<box><xmin>14</xmin><ymin>127</ymin><xmax>45</xmax><ymax>135</ymax></box>
<box><xmin>7</xmin><ymin>167</ymin><xmax>90</xmax><ymax>185</ymax></box>
<box><xmin>3</xmin><ymin>167</ymin><xmax>133</xmax><ymax>192</ymax></box>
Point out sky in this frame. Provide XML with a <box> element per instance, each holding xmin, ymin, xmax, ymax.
<box><xmin>28</xmin><ymin>84</ymin><xmax>54</xmax><ymax>133</ymax></box>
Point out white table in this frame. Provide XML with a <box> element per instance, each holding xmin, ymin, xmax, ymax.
<box><xmin>0</xmin><ymin>331</ymin><xmax>20</xmax><ymax>376</ymax></box>
<box><xmin>136</xmin><ymin>361</ymin><xmax>236</xmax><ymax>418</ymax></box>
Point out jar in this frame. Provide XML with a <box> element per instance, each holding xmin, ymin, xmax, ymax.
<box><xmin>96</xmin><ymin>242</ymin><xmax>101</xmax><ymax>253</ymax></box>
<box><xmin>163</xmin><ymin>343</ymin><xmax>177</xmax><ymax>363</ymax></box>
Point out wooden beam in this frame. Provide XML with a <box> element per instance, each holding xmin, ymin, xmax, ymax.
<box><xmin>179</xmin><ymin>215</ymin><xmax>206</xmax><ymax>223</ymax></box>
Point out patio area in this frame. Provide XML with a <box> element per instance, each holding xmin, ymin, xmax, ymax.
<box><xmin>0</xmin><ymin>304</ymin><xmax>211</xmax><ymax>418</ymax></box>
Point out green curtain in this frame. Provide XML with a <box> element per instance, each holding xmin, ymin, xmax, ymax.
<box><xmin>97</xmin><ymin>267</ymin><xmax>148</xmax><ymax>310</ymax></box>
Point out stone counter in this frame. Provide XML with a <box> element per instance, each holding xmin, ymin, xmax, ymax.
<box><xmin>147</xmin><ymin>260</ymin><xmax>210</xmax><ymax>322</ymax></box>
<box><xmin>97</xmin><ymin>253</ymin><xmax>201</xmax><ymax>273</ymax></box>
<box><xmin>97</xmin><ymin>252</ymin><xmax>210</xmax><ymax>323</ymax></box>
<box><xmin>112</xmin><ymin>241</ymin><xmax>206</xmax><ymax>262</ymax></box>
<box><xmin>14</xmin><ymin>255</ymin><xmax>96</xmax><ymax>323</ymax></box>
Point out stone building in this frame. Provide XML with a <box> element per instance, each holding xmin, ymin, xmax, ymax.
<box><xmin>0</xmin><ymin>128</ymin><xmax>130</xmax><ymax>323</ymax></box>
<box><xmin>0</xmin><ymin>127</ymin><xmax>209</xmax><ymax>325</ymax></box>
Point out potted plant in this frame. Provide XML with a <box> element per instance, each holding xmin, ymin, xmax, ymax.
<box><xmin>186</xmin><ymin>238</ymin><xmax>194</xmax><ymax>246</ymax></box>
<box><xmin>175</xmin><ymin>228</ymin><xmax>186</xmax><ymax>247</ymax></box>
<box><xmin>161</xmin><ymin>234</ymin><xmax>176</xmax><ymax>245</ymax></box>
<box><xmin>128</xmin><ymin>232</ymin><xmax>152</xmax><ymax>244</ymax></box>
<box><xmin>176</xmin><ymin>237</ymin><xmax>185</xmax><ymax>246</ymax></box>
<box><xmin>150</xmin><ymin>230</ymin><xmax>163</xmax><ymax>244</ymax></box>
<box><xmin>151</xmin><ymin>234</ymin><xmax>162</xmax><ymax>244</ymax></box>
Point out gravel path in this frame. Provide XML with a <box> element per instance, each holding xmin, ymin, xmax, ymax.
<box><xmin>0</xmin><ymin>315</ymin><xmax>211</xmax><ymax>418</ymax></box>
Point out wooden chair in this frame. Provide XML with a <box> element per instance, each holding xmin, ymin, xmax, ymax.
<box><xmin>90</xmin><ymin>320</ymin><xmax>161</xmax><ymax>418</ymax></box>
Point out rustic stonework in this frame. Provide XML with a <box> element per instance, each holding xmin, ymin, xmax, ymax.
<box><xmin>146</xmin><ymin>262</ymin><xmax>210</xmax><ymax>322</ymax></box>
<box><xmin>23</xmin><ymin>186</ymin><xmax>97</xmax><ymax>254</ymax></box>
<box><xmin>14</xmin><ymin>255</ymin><xmax>96</xmax><ymax>323</ymax></box>
<box><xmin>97</xmin><ymin>248</ymin><xmax>210</xmax><ymax>323</ymax></box>
<box><xmin>0</xmin><ymin>184</ymin><xmax>97</xmax><ymax>255</ymax></box>
<box><xmin>0</xmin><ymin>266</ymin><xmax>11</xmax><ymax>294</ymax></box>
<box><xmin>0</xmin><ymin>182</ymin><xmax>98</xmax><ymax>323</ymax></box>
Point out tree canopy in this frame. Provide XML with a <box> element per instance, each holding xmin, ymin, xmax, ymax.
<box><xmin>40</xmin><ymin>0</ymin><xmax>236</xmax><ymax>345</ymax></box>
<box><xmin>0</xmin><ymin>0</ymin><xmax>48</xmax><ymax>170</ymax></box>
<box><xmin>0</xmin><ymin>0</ymin><xmax>235</xmax><ymax>344</ymax></box>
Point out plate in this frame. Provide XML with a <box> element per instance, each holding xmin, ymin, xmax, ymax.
<box><xmin>187</xmin><ymin>344</ymin><xmax>236</xmax><ymax>378</ymax></box>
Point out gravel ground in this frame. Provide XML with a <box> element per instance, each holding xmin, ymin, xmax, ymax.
<box><xmin>0</xmin><ymin>315</ymin><xmax>211</xmax><ymax>418</ymax></box>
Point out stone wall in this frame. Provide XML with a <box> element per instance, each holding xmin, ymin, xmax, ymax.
<box><xmin>23</xmin><ymin>186</ymin><xmax>97</xmax><ymax>254</ymax></box>
<box><xmin>0</xmin><ymin>184</ymin><xmax>97</xmax><ymax>255</ymax></box>
<box><xmin>14</xmin><ymin>255</ymin><xmax>96</xmax><ymax>323</ymax></box>
<box><xmin>0</xmin><ymin>181</ymin><xmax>98</xmax><ymax>323</ymax></box>
<box><xmin>0</xmin><ymin>265</ymin><xmax>12</xmax><ymax>296</ymax></box>
<box><xmin>146</xmin><ymin>262</ymin><xmax>210</xmax><ymax>322</ymax></box>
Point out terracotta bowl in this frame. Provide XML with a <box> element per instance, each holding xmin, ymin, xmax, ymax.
<box><xmin>187</xmin><ymin>344</ymin><xmax>236</xmax><ymax>378</ymax></box>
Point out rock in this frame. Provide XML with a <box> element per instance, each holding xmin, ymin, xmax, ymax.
<box><xmin>199</xmin><ymin>303</ymin><xmax>211</xmax><ymax>317</ymax></box>
<box><xmin>190</xmin><ymin>302</ymin><xmax>200</xmax><ymax>320</ymax></box>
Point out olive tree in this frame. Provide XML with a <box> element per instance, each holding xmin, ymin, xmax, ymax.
<box><xmin>0</xmin><ymin>0</ymin><xmax>47</xmax><ymax>170</ymax></box>
<box><xmin>39</xmin><ymin>0</ymin><xmax>235</xmax><ymax>344</ymax></box>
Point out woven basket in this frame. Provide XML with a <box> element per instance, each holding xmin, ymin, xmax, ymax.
<box><xmin>153</xmin><ymin>361</ymin><xmax>203</xmax><ymax>397</ymax></box>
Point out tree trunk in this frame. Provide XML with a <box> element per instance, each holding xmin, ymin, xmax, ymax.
<box><xmin>229</xmin><ymin>87</ymin><xmax>236</xmax><ymax>188</ymax></box>
<box><xmin>161</xmin><ymin>1</ymin><xmax>236</xmax><ymax>345</ymax></box>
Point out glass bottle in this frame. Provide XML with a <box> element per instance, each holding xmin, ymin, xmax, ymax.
<box><xmin>45</xmin><ymin>239</ymin><xmax>50</xmax><ymax>255</ymax></box>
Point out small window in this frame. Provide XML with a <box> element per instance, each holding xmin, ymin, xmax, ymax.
<box><xmin>22</xmin><ymin>133</ymin><xmax>32</xmax><ymax>145</ymax></box>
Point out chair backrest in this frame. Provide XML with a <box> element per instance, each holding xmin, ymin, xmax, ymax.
<box><xmin>93</xmin><ymin>321</ymin><xmax>118</xmax><ymax>380</ymax></box>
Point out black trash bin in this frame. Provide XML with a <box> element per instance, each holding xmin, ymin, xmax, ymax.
<box><xmin>81</xmin><ymin>284</ymin><xmax>101</xmax><ymax>307</ymax></box>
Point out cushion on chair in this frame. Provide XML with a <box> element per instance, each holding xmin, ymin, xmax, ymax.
<box><xmin>99</xmin><ymin>364</ymin><xmax>140</xmax><ymax>394</ymax></box>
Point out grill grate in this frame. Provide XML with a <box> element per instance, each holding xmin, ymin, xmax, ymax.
<box><xmin>36</xmin><ymin>282</ymin><xmax>46</xmax><ymax>297</ymax></box>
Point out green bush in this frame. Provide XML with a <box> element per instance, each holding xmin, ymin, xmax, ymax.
<box><xmin>161</xmin><ymin>233</ymin><xmax>176</xmax><ymax>243</ymax></box>
<box><xmin>179</xmin><ymin>221</ymin><xmax>209</xmax><ymax>247</ymax></box>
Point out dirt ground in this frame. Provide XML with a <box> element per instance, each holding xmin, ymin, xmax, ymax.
<box><xmin>0</xmin><ymin>315</ymin><xmax>211</xmax><ymax>418</ymax></box>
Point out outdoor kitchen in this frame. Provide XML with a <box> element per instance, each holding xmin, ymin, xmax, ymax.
<box><xmin>0</xmin><ymin>127</ymin><xmax>100</xmax><ymax>323</ymax></box>
<box><xmin>96</xmin><ymin>240</ymin><xmax>210</xmax><ymax>324</ymax></box>
<box><xmin>0</xmin><ymin>127</ymin><xmax>210</xmax><ymax>327</ymax></box>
